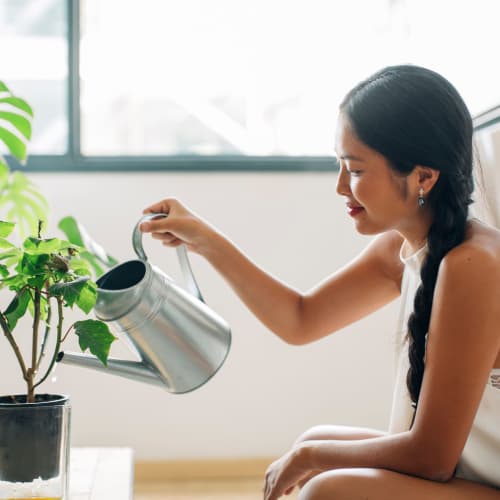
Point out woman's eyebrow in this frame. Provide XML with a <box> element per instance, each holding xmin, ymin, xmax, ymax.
<box><xmin>336</xmin><ymin>153</ymin><xmax>364</xmax><ymax>162</ymax></box>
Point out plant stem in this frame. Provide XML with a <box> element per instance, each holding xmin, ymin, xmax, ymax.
<box><xmin>27</xmin><ymin>287</ymin><xmax>42</xmax><ymax>402</ymax></box>
<box><xmin>61</xmin><ymin>324</ymin><xmax>74</xmax><ymax>343</ymax></box>
<box><xmin>0</xmin><ymin>312</ymin><xmax>28</xmax><ymax>380</ymax></box>
<box><xmin>36</xmin><ymin>287</ymin><xmax>52</xmax><ymax>371</ymax></box>
<box><xmin>34</xmin><ymin>296</ymin><xmax>64</xmax><ymax>390</ymax></box>
<box><xmin>27</xmin><ymin>368</ymin><xmax>34</xmax><ymax>402</ymax></box>
<box><xmin>31</xmin><ymin>288</ymin><xmax>41</xmax><ymax>368</ymax></box>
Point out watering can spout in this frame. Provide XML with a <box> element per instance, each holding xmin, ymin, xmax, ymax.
<box><xmin>57</xmin><ymin>352</ymin><xmax>165</xmax><ymax>388</ymax></box>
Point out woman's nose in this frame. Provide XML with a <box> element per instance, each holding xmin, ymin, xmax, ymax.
<box><xmin>336</xmin><ymin>165</ymin><xmax>351</xmax><ymax>196</ymax></box>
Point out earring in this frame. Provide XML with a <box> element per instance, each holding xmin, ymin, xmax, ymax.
<box><xmin>418</xmin><ymin>188</ymin><xmax>425</xmax><ymax>208</ymax></box>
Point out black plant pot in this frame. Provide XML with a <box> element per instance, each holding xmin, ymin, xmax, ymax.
<box><xmin>0</xmin><ymin>394</ymin><xmax>71</xmax><ymax>484</ymax></box>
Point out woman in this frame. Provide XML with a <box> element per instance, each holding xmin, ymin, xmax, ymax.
<box><xmin>140</xmin><ymin>65</ymin><xmax>500</xmax><ymax>499</ymax></box>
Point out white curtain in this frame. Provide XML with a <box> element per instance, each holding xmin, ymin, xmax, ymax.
<box><xmin>472</xmin><ymin>124</ymin><xmax>500</xmax><ymax>229</ymax></box>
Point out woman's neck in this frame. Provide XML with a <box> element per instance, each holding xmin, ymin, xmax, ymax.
<box><xmin>397</xmin><ymin>211</ymin><xmax>433</xmax><ymax>256</ymax></box>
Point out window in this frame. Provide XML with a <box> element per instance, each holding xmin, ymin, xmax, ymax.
<box><xmin>1</xmin><ymin>0</ymin><xmax>499</xmax><ymax>171</ymax></box>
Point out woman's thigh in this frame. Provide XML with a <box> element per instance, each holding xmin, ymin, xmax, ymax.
<box><xmin>299</xmin><ymin>468</ymin><xmax>500</xmax><ymax>500</ymax></box>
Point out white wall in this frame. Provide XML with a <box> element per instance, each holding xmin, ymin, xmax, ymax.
<box><xmin>0</xmin><ymin>171</ymin><xmax>399</xmax><ymax>460</ymax></box>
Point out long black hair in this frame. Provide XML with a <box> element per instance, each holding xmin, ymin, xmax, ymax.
<box><xmin>340</xmin><ymin>65</ymin><xmax>474</xmax><ymax>406</ymax></box>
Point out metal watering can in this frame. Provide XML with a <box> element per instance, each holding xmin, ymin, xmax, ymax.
<box><xmin>58</xmin><ymin>213</ymin><xmax>231</xmax><ymax>394</ymax></box>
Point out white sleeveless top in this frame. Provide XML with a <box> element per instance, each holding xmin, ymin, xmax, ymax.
<box><xmin>389</xmin><ymin>241</ymin><xmax>500</xmax><ymax>488</ymax></box>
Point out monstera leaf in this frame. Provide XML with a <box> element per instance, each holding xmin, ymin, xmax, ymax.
<box><xmin>0</xmin><ymin>80</ymin><xmax>33</xmax><ymax>165</ymax></box>
<box><xmin>0</xmin><ymin>81</ymin><xmax>48</xmax><ymax>236</ymax></box>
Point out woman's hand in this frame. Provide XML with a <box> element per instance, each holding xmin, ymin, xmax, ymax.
<box><xmin>140</xmin><ymin>198</ymin><xmax>215</xmax><ymax>255</ymax></box>
<box><xmin>264</xmin><ymin>443</ymin><xmax>320</xmax><ymax>500</ymax></box>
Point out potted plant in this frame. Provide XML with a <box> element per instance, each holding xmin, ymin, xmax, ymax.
<box><xmin>0</xmin><ymin>81</ymin><xmax>116</xmax><ymax>499</ymax></box>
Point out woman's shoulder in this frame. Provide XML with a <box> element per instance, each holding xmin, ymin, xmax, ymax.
<box><xmin>441</xmin><ymin>218</ymin><xmax>500</xmax><ymax>278</ymax></box>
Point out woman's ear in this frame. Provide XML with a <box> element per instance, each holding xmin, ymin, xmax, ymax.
<box><xmin>414</xmin><ymin>165</ymin><xmax>440</xmax><ymax>194</ymax></box>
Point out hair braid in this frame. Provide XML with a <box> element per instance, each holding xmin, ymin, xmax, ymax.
<box><xmin>406</xmin><ymin>185</ymin><xmax>469</xmax><ymax>404</ymax></box>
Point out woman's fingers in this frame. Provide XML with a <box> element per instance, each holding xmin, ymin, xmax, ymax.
<box><xmin>140</xmin><ymin>217</ymin><xmax>170</xmax><ymax>233</ymax></box>
<box><xmin>151</xmin><ymin>231</ymin><xmax>177</xmax><ymax>242</ymax></box>
<box><xmin>142</xmin><ymin>197</ymin><xmax>180</xmax><ymax>215</ymax></box>
<box><xmin>139</xmin><ymin>198</ymin><xmax>206</xmax><ymax>254</ymax></box>
<box><xmin>148</xmin><ymin>230</ymin><xmax>183</xmax><ymax>247</ymax></box>
<box><xmin>163</xmin><ymin>238</ymin><xmax>183</xmax><ymax>247</ymax></box>
<box><xmin>141</xmin><ymin>199</ymin><xmax>189</xmax><ymax>234</ymax></box>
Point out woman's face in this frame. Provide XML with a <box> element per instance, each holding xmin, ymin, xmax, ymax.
<box><xmin>335</xmin><ymin>113</ymin><xmax>421</xmax><ymax>235</ymax></box>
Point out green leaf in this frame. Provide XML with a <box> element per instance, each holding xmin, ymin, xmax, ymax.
<box><xmin>0</xmin><ymin>239</ymin><xmax>16</xmax><ymax>251</ymax></box>
<box><xmin>2</xmin><ymin>198</ymin><xmax>42</xmax><ymax>236</ymax></box>
<box><xmin>79</xmin><ymin>251</ymin><xmax>104</xmax><ymax>277</ymax></box>
<box><xmin>58</xmin><ymin>240</ymin><xmax>82</xmax><ymax>253</ymax></box>
<box><xmin>58</xmin><ymin>216</ymin><xmax>118</xmax><ymax>268</ymax></box>
<box><xmin>57</xmin><ymin>216</ymin><xmax>84</xmax><ymax>246</ymax></box>
<box><xmin>0</xmin><ymin>238</ymin><xmax>15</xmax><ymax>250</ymax></box>
<box><xmin>3</xmin><ymin>254</ymin><xmax>22</xmax><ymax>268</ymax></box>
<box><xmin>68</xmin><ymin>256</ymin><xmax>92</xmax><ymax>276</ymax></box>
<box><xmin>0</xmin><ymin>97</ymin><xmax>34</xmax><ymax>117</ymax></box>
<box><xmin>0</xmin><ymin>264</ymin><xmax>8</xmax><ymax>278</ymax></box>
<box><xmin>75</xmin><ymin>280</ymin><xmax>97</xmax><ymax>314</ymax></box>
<box><xmin>0</xmin><ymin>81</ymin><xmax>10</xmax><ymax>93</ymax></box>
<box><xmin>11</xmin><ymin>170</ymin><xmax>29</xmax><ymax>190</ymax></box>
<box><xmin>49</xmin><ymin>278</ymin><xmax>87</xmax><ymax>299</ymax></box>
<box><xmin>4</xmin><ymin>288</ymin><xmax>31</xmax><ymax>330</ymax></box>
<box><xmin>24</xmin><ymin>184</ymin><xmax>50</xmax><ymax>211</ymax></box>
<box><xmin>6</xmin><ymin>205</ymin><xmax>31</xmax><ymax>238</ymax></box>
<box><xmin>16</xmin><ymin>195</ymin><xmax>48</xmax><ymax>228</ymax></box>
<box><xmin>0</xmin><ymin>247</ymin><xmax>22</xmax><ymax>263</ymax></box>
<box><xmin>17</xmin><ymin>252</ymin><xmax>50</xmax><ymax>277</ymax></box>
<box><xmin>0</xmin><ymin>111</ymin><xmax>32</xmax><ymax>140</ymax></box>
<box><xmin>0</xmin><ymin>162</ymin><xmax>9</xmax><ymax>188</ymax></box>
<box><xmin>8</xmin><ymin>173</ymin><xmax>47</xmax><ymax>212</ymax></box>
<box><xmin>74</xmin><ymin>319</ymin><xmax>117</xmax><ymax>366</ymax></box>
<box><xmin>23</xmin><ymin>237</ymin><xmax>62</xmax><ymax>255</ymax></box>
<box><xmin>0</xmin><ymin>221</ymin><xmax>15</xmax><ymax>238</ymax></box>
<box><xmin>0</xmin><ymin>126</ymin><xmax>27</xmax><ymax>161</ymax></box>
<box><xmin>27</xmin><ymin>274</ymin><xmax>47</xmax><ymax>289</ymax></box>
<box><xmin>1</xmin><ymin>274</ymin><xmax>27</xmax><ymax>290</ymax></box>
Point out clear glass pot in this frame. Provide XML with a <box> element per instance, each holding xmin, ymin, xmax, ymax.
<box><xmin>0</xmin><ymin>394</ymin><xmax>71</xmax><ymax>500</ymax></box>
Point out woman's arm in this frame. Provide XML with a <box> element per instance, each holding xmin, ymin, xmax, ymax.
<box><xmin>140</xmin><ymin>198</ymin><xmax>403</xmax><ymax>345</ymax></box>
<box><xmin>273</xmin><ymin>242</ymin><xmax>500</xmax><ymax>488</ymax></box>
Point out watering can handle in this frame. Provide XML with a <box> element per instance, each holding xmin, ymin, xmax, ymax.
<box><xmin>132</xmin><ymin>213</ymin><xmax>204</xmax><ymax>303</ymax></box>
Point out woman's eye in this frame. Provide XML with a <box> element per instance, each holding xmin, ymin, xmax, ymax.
<box><xmin>347</xmin><ymin>169</ymin><xmax>363</xmax><ymax>176</ymax></box>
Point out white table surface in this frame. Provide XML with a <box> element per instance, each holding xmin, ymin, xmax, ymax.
<box><xmin>70</xmin><ymin>447</ymin><xmax>134</xmax><ymax>500</ymax></box>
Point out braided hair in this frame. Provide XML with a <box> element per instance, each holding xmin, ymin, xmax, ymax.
<box><xmin>340</xmin><ymin>65</ymin><xmax>474</xmax><ymax>405</ymax></box>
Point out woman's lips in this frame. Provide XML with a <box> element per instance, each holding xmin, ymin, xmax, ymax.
<box><xmin>347</xmin><ymin>205</ymin><xmax>364</xmax><ymax>217</ymax></box>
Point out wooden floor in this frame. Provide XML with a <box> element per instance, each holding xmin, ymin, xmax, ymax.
<box><xmin>134</xmin><ymin>479</ymin><xmax>300</xmax><ymax>499</ymax></box>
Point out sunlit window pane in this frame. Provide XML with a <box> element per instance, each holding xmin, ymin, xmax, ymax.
<box><xmin>0</xmin><ymin>0</ymin><xmax>67</xmax><ymax>155</ymax></box>
<box><xmin>80</xmin><ymin>0</ymin><xmax>500</xmax><ymax>157</ymax></box>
